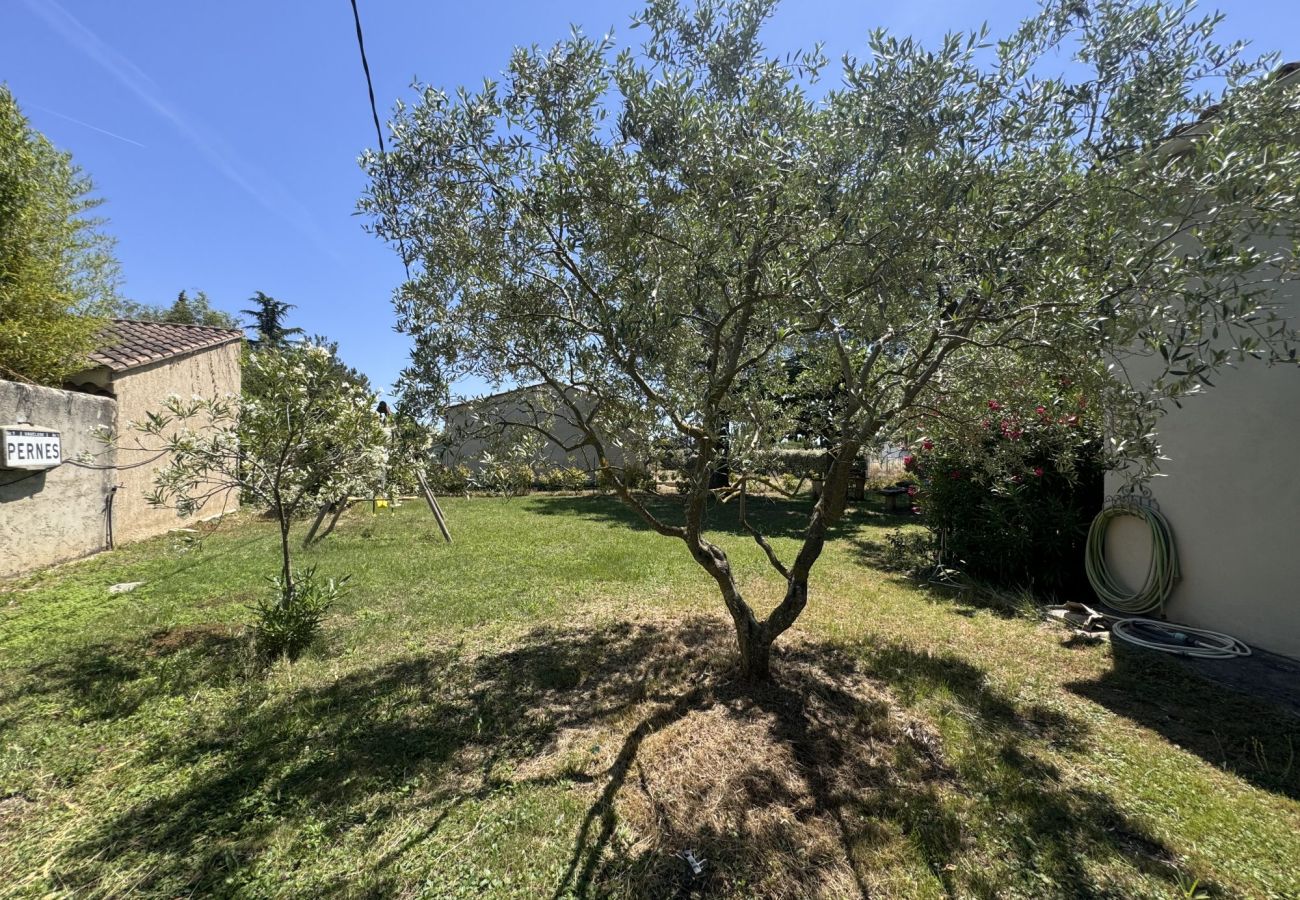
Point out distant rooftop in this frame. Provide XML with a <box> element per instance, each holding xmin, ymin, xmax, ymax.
<box><xmin>87</xmin><ymin>319</ymin><xmax>244</xmax><ymax>373</ymax></box>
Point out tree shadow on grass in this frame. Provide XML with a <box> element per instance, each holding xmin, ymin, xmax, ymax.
<box><xmin>22</xmin><ymin>617</ymin><xmax>1219</xmax><ymax>898</ymax></box>
<box><xmin>44</xmin><ymin>618</ymin><xmax>726</xmax><ymax>896</ymax></box>
<box><xmin>0</xmin><ymin>624</ymin><xmax>250</xmax><ymax>726</ymax></box>
<box><xmin>1066</xmin><ymin>638</ymin><xmax>1300</xmax><ymax>802</ymax></box>
<box><xmin>525</xmin><ymin>492</ymin><xmax>877</xmax><ymax>544</ymax></box>
<box><xmin>841</xmin><ymin>638</ymin><xmax>1228</xmax><ymax>898</ymax></box>
<box><xmin>564</xmin><ymin>635</ymin><xmax>1216</xmax><ymax>899</ymax></box>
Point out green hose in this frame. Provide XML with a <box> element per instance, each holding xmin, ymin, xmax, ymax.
<box><xmin>1085</xmin><ymin>504</ymin><xmax>1179</xmax><ymax>615</ymax></box>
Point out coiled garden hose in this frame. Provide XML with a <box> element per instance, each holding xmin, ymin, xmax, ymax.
<box><xmin>1084</xmin><ymin>504</ymin><xmax>1179</xmax><ymax>615</ymax></box>
<box><xmin>1111</xmin><ymin>618</ymin><xmax>1252</xmax><ymax>658</ymax></box>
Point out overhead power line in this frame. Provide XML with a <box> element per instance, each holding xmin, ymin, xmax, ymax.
<box><xmin>349</xmin><ymin>0</ymin><xmax>411</xmax><ymax>279</ymax></box>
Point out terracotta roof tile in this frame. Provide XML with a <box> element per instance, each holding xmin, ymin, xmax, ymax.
<box><xmin>87</xmin><ymin>319</ymin><xmax>244</xmax><ymax>373</ymax></box>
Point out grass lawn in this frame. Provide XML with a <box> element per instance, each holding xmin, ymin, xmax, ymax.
<box><xmin>2</xmin><ymin>494</ymin><xmax>1298</xmax><ymax>898</ymax></box>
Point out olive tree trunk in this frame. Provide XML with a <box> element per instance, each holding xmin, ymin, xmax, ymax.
<box><xmin>689</xmin><ymin>444</ymin><xmax>852</xmax><ymax>682</ymax></box>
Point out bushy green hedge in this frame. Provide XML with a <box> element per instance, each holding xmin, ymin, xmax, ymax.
<box><xmin>426</xmin><ymin>464</ymin><xmax>472</xmax><ymax>494</ymax></box>
<box><xmin>907</xmin><ymin>404</ymin><xmax>1105</xmax><ymax>597</ymax></box>
<box><xmin>766</xmin><ymin>447</ymin><xmax>830</xmax><ymax>478</ymax></box>
<box><xmin>538</xmin><ymin>466</ymin><xmax>591</xmax><ymax>491</ymax></box>
<box><xmin>426</xmin><ymin>463</ymin><xmax>594</xmax><ymax>494</ymax></box>
<box><xmin>597</xmin><ymin>466</ymin><xmax>657</xmax><ymax>493</ymax></box>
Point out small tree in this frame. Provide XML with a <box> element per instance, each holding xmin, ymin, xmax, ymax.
<box><xmin>0</xmin><ymin>85</ymin><xmax>119</xmax><ymax>385</ymax></box>
<box><xmin>130</xmin><ymin>345</ymin><xmax>388</xmax><ymax>605</ymax></box>
<box><xmin>363</xmin><ymin>0</ymin><xmax>1299</xmax><ymax>680</ymax></box>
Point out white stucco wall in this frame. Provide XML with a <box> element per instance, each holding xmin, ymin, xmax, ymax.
<box><xmin>443</xmin><ymin>385</ymin><xmax>629</xmax><ymax>475</ymax></box>
<box><xmin>1105</xmin><ymin>237</ymin><xmax>1300</xmax><ymax>659</ymax></box>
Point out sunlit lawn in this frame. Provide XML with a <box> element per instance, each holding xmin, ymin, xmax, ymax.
<box><xmin>1</xmin><ymin>494</ymin><xmax>1297</xmax><ymax>898</ymax></box>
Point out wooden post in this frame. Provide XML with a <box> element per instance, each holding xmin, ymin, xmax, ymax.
<box><xmin>305</xmin><ymin>497</ymin><xmax>350</xmax><ymax>545</ymax></box>
<box><xmin>304</xmin><ymin>501</ymin><xmax>332</xmax><ymax>545</ymax></box>
<box><xmin>320</xmin><ymin>499</ymin><xmax>348</xmax><ymax>542</ymax></box>
<box><xmin>416</xmin><ymin>469</ymin><xmax>452</xmax><ymax>543</ymax></box>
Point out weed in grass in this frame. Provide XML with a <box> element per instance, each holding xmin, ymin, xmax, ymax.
<box><xmin>252</xmin><ymin>565</ymin><xmax>348</xmax><ymax>660</ymax></box>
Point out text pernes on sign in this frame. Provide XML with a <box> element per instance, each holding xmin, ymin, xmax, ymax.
<box><xmin>1</xmin><ymin>426</ymin><xmax>63</xmax><ymax>470</ymax></box>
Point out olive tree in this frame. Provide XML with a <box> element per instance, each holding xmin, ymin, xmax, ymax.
<box><xmin>363</xmin><ymin>0</ymin><xmax>1299</xmax><ymax>680</ymax></box>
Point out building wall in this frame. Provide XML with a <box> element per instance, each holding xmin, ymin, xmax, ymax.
<box><xmin>443</xmin><ymin>386</ymin><xmax>629</xmax><ymax>475</ymax></box>
<box><xmin>1</xmin><ymin>380</ymin><xmax>118</xmax><ymax>578</ymax></box>
<box><xmin>1104</xmin><ymin>234</ymin><xmax>1300</xmax><ymax>660</ymax></box>
<box><xmin>110</xmin><ymin>341</ymin><xmax>242</xmax><ymax>544</ymax></box>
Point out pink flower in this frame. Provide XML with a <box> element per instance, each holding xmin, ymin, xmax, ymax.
<box><xmin>911</xmin><ymin>505</ymin><xmax>922</xmax><ymax>515</ymax></box>
<box><xmin>921</xmin><ymin>439</ymin><xmax>934</xmax><ymax>451</ymax></box>
<box><xmin>1035</xmin><ymin>405</ymin><xmax>1047</xmax><ymax>416</ymax></box>
<box><xmin>907</xmin><ymin>485</ymin><xmax>918</xmax><ymax>496</ymax></box>
<box><xmin>1065</xmin><ymin>414</ymin><xmax>1078</xmax><ymax>427</ymax></box>
<box><xmin>903</xmin><ymin>455</ymin><xmax>915</xmax><ymax>471</ymax></box>
<box><xmin>1033</xmin><ymin>466</ymin><xmax>1044</xmax><ymax>477</ymax></box>
<box><xmin>988</xmin><ymin>400</ymin><xmax>1002</xmax><ymax>411</ymax></box>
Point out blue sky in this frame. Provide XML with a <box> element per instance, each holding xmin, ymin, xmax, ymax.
<box><xmin>5</xmin><ymin>1</ymin><xmax>1298</xmax><ymax>402</ymax></box>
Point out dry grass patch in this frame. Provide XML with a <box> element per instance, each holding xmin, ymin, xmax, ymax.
<box><xmin>503</xmin><ymin>615</ymin><xmax>954</xmax><ymax>898</ymax></box>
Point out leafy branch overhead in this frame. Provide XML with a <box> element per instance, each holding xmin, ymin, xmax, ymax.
<box><xmin>362</xmin><ymin>0</ymin><xmax>1299</xmax><ymax>679</ymax></box>
<box><xmin>0</xmin><ymin>85</ymin><xmax>120</xmax><ymax>385</ymax></box>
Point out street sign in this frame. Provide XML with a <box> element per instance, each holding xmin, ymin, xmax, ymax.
<box><xmin>1</xmin><ymin>425</ymin><xmax>63</xmax><ymax>470</ymax></box>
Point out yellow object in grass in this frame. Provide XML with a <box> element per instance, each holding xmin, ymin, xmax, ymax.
<box><xmin>375</xmin><ymin>499</ymin><xmax>389</xmax><ymax>510</ymax></box>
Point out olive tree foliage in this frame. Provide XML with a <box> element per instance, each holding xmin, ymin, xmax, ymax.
<box><xmin>0</xmin><ymin>85</ymin><xmax>119</xmax><ymax>385</ymax></box>
<box><xmin>124</xmin><ymin>345</ymin><xmax>389</xmax><ymax>599</ymax></box>
<box><xmin>362</xmin><ymin>0</ymin><xmax>1299</xmax><ymax>680</ymax></box>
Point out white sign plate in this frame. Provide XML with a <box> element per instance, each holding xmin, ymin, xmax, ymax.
<box><xmin>1</xmin><ymin>426</ymin><xmax>63</xmax><ymax>470</ymax></box>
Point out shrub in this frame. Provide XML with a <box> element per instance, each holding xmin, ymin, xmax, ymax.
<box><xmin>766</xmin><ymin>447</ymin><xmax>829</xmax><ymax>479</ymax></box>
<box><xmin>881</xmin><ymin>529</ymin><xmax>932</xmax><ymax>574</ymax></box>
<box><xmin>427</xmin><ymin>463</ymin><xmax>471</xmax><ymax>494</ymax></box>
<box><xmin>253</xmin><ymin>566</ymin><xmax>347</xmax><ymax>659</ymax></box>
<box><xmin>778</xmin><ymin>472</ymin><xmax>803</xmax><ymax>496</ymax></box>
<box><xmin>558</xmin><ymin>466</ymin><xmax>590</xmax><ymax>491</ymax></box>
<box><xmin>597</xmin><ymin>466</ymin><xmax>656</xmax><ymax>493</ymax></box>
<box><xmin>476</xmin><ymin>455</ymin><xmax>534</xmax><ymax>496</ymax></box>
<box><xmin>908</xmin><ymin>403</ymin><xmax>1105</xmax><ymax>597</ymax></box>
<box><xmin>537</xmin><ymin>466</ymin><xmax>588</xmax><ymax>491</ymax></box>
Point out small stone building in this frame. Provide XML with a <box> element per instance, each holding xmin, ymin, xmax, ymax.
<box><xmin>442</xmin><ymin>384</ymin><xmax>634</xmax><ymax>477</ymax></box>
<box><xmin>65</xmin><ymin>319</ymin><xmax>244</xmax><ymax>545</ymax></box>
<box><xmin>1</xmin><ymin>379</ymin><xmax>117</xmax><ymax>577</ymax></box>
<box><xmin>2</xmin><ymin>320</ymin><xmax>243</xmax><ymax>577</ymax></box>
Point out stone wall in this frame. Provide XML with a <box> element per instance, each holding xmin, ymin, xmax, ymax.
<box><xmin>0</xmin><ymin>380</ymin><xmax>118</xmax><ymax>578</ymax></box>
